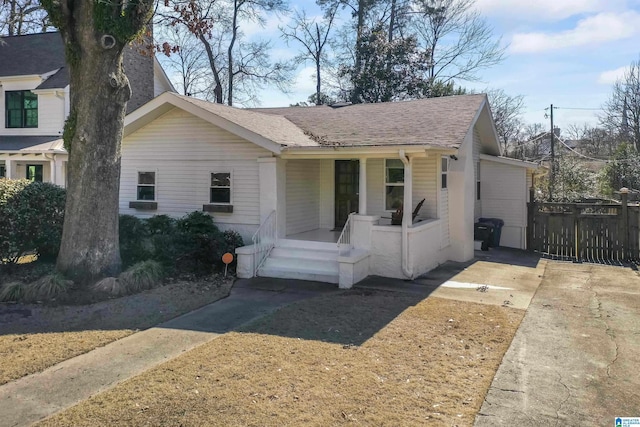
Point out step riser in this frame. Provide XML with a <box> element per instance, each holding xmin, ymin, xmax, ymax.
<box><xmin>258</xmin><ymin>267</ymin><xmax>339</xmax><ymax>284</ymax></box>
<box><xmin>263</xmin><ymin>257</ymin><xmax>338</xmax><ymax>273</ymax></box>
<box><xmin>270</xmin><ymin>247</ymin><xmax>338</xmax><ymax>261</ymax></box>
<box><xmin>277</xmin><ymin>239</ymin><xmax>340</xmax><ymax>251</ymax></box>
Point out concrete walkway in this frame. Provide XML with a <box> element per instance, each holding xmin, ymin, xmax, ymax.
<box><xmin>475</xmin><ymin>261</ymin><xmax>640</xmax><ymax>426</ymax></box>
<box><xmin>0</xmin><ymin>278</ymin><xmax>338</xmax><ymax>427</ymax></box>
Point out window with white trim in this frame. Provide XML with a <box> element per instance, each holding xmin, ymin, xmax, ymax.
<box><xmin>441</xmin><ymin>157</ymin><xmax>449</xmax><ymax>190</ymax></box>
<box><xmin>0</xmin><ymin>164</ymin><xmax>6</xmax><ymax>178</ymax></box>
<box><xmin>137</xmin><ymin>172</ymin><xmax>155</xmax><ymax>201</ymax></box>
<box><xmin>385</xmin><ymin>159</ymin><xmax>404</xmax><ymax>210</ymax></box>
<box><xmin>210</xmin><ymin>172</ymin><xmax>231</xmax><ymax>204</ymax></box>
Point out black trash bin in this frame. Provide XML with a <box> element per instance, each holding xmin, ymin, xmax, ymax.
<box><xmin>478</xmin><ymin>217</ymin><xmax>504</xmax><ymax>247</ymax></box>
<box><xmin>474</xmin><ymin>222</ymin><xmax>494</xmax><ymax>251</ymax></box>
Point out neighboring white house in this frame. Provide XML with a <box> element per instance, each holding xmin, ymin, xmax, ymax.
<box><xmin>120</xmin><ymin>92</ymin><xmax>538</xmax><ymax>288</ymax></box>
<box><xmin>0</xmin><ymin>32</ymin><xmax>175</xmax><ymax>185</ymax></box>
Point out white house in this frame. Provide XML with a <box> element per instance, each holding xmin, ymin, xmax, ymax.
<box><xmin>0</xmin><ymin>32</ymin><xmax>175</xmax><ymax>185</ymax></box>
<box><xmin>120</xmin><ymin>92</ymin><xmax>537</xmax><ymax>288</ymax></box>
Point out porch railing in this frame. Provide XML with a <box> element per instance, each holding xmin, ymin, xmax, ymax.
<box><xmin>252</xmin><ymin>210</ymin><xmax>277</xmax><ymax>276</ymax></box>
<box><xmin>337</xmin><ymin>212</ymin><xmax>355</xmax><ymax>256</ymax></box>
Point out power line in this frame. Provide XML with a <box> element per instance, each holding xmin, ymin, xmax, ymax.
<box><xmin>553</xmin><ymin>107</ymin><xmax>603</xmax><ymax>111</ymax></box>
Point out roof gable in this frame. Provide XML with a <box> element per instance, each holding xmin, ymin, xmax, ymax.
<box><xmin>124</xmin><ymin>92</ymin><xmax>317</xmax><ymax>153</ymax></box>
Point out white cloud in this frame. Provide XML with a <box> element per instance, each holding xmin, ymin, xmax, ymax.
<box><xmin>598</xmin><ymin>66</ymin><xmax>630</xmax><ymax>84</ymax></box>
<box><xmin>475</xmin><ymin>0</ymin><xmax>625</xmax><ymax>21</ymax></box>
<box><xmin>510</xmin><ymin>11</ymin><xmax>640</xmax><ymax>53</ymax></box>
<box><xmin>293</xmin><ymin>66</ymin><xmax>318</xmax><ymax>94</ymax></box>
<box><xmin>241</xmin><ymin>13</ymin><xmax>289</xmax><ymax>39</ymax></box>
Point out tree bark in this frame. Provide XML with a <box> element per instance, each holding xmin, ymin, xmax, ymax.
<box><xmin>227</xmin><ymin>0</ymin><xmax>240</xmax><ymax>106</ymax></box>
<box><xmin>41</xmin><ymin>0</ymin><xmax>153</xmax><ymax>283</ymax></box>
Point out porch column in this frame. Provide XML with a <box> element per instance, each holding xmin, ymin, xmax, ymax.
<box><xmin>258</xmin><ymin>157</ymin><xmax>286</xmax><ymax>238</ymax></box>
<box><xmin>5</xmin><ymin>159</ymin><xmax>12</xmax><ymax>179</ymax></box>
<box><xmin>55</xmin><ymin>160</ymin><xmax>66</xmax><ymax>187</ymax></box>
<box><xmin>359</xmin><ymin>157</ymin><xmax>367</xmax><ymax>215</ymax></box>
<box><xmin>49</xmin><ymin>159</ymin><xmax>56</xmax><ymax>184</ymax></box>
<box><xmin>402</xmin><ymin>156</ymin><xmax>413</xmax><ymax>226</ymax></box>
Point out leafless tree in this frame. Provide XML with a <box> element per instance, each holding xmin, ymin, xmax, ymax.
<box><xmin>0</xmin><ymin>0</ymin><xmax>52</xmax><ymax>36</ymax></box>
<box><xmin>159</xmin><ymin>0</ymin><xmax>292</xmax><ymax>106</ymax></box>
<box><xmin>410</xmin><ymin>0</ymin><xmax>505</xmax><ymax>86</ymax></box>
<box><xmin>600</xmin><ymin>58</ymin><xmax>640</xmax><ymax>151</ymax></box>
<box><xmin>280</xmin><ymin>7</ymin><xmax>338</xmax><ymax>105</ymax></box>
<box><xmin>158</xmin><ymin>26</ymin><xmax>211</xmax><ymax>97</ymax></box>
<box><xmin>487</xmin><ymin>89</ymin><xmax>524</xmax><ymax>156</ymax></box>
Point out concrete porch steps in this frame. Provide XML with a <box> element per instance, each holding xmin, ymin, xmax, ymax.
<box><xmin>257</xmin><ymin>240</ymin><xmax>341</xmax><ymax>284</ymax></box>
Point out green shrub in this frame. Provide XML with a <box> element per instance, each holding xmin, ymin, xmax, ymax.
<box><xmin>118</xmin><ymin>260</ymin><xmax>164</xmax><ymax>294</ymax></box>
<box><xmin>119</xmin><ymin>214</ymin><xmax>150</xmax><ymax>267</ymax></box>
<box><xmin>221</xmin><ymin>229</ymin><xmax>244</xmax><ymax>266</ymax></box>
<box><xmin>146</xmin><ymin>214</ymin><xmax>176</xmax><ymax>235</ymax></box>
<box><xmin>0</xmin><ymin>180</ymin><xmax>66</xmax><ymax>264</ymax></box>
<box><xmin>0</xmin><ymin>281</ymin><xmax>26</xmax><ymax>302</ymax></box>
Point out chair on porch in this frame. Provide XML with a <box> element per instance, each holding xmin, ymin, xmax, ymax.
<box><xmin>390</xmin><ymin>198</ymin><xmax>426</xmax><ymax>225</ymax></box>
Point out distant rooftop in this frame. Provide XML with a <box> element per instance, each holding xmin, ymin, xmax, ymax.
<box><xmin>0</xmin><ymin>32</ymin><xmax>66</xmax><ymax>80</ymax></box>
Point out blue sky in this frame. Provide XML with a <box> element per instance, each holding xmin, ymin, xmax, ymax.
<box><xmin>180</xmin><ymin>0</ymin><xmax>640</xmax><ymax>132</ymax></box>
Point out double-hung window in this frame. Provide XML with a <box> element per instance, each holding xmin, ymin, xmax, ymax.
<box><xmin>137</xmin><ymin>172</ymin><xmax>156</xmax><ymax>201</ymax></box>
<box><xmin>385</xmin><ymin>159</ymin><xmax>404</xmax><ymax>210</ymax></box>
<box><xmin>210</xmin><ymin>172</ymin><xmax>231</xmax><ymax>204</ymax></box>
<box><xmin>441</xmin><ymin>157</ymin><xmax>449</xmax><ymax>190</ymax></box>
<box><xmin>6</xmin><ymin>90</ymin><xmax>38</xmax><ymax>128</ymax></box>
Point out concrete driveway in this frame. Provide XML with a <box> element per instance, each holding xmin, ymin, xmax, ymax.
<box><xmin>476</xmin><ymin>261</ymin><xmax>640</xmax><ymax>426</ymax></box>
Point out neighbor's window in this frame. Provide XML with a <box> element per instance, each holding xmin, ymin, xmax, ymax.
<box><xmin>441</xmin><ymin>157</ymin><xmax>449</xmax><ymax>190</ymax></box>
<box><xmin>137</xmin><ymin>172</ymin><xmax>155</xmax><ymax>201</ymax></box>
<box><xmin>26</xmin><ymin>164</ymin><xmax>43</xmax><ymax>182</ymax></box>
<box><xmin>210</xmin><ymin>172</ymin><xmax>231</xmax><ymax>204</ymax></box>
<box><xmin>6</xmin><ymin>90</ymin><xmax>38</xmax><ymax>128</ymax></box>
<box><xmin>385</xmin><ymin>159</ymin><xmax>404</xmax><ymax>210</ymax></box>
<box><xmin>0</xmin><ymin>164</ymin><xmax>5</xmax><ymax>178</ymax></box>
<box><xmin>476</xmin><ymin>161</ymin><xmax>481</xmax><ymax>200</ymax></box>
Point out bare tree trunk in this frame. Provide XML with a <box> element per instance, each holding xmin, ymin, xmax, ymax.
<box><xmin>227</xmin><ymin>0</ymin><xmax>240</xmax><ymax>106</ymax></box>
<box><xmin>315</xmin><ymin>23</ymin><xmax>322</xmax><ymax>105</ymax></box>
<box><xmin>351</xmin><ymin>0</ymin><xmax>366</xmax><ymax>104</ymax></box>
<box><xmin>199</xmin><ymin>34</ymin><xmax>224</xmax><ymax>104</ymax></box>
<box><xmin>41</xmin><ymin>0</ymin><xmax>153</xmax><ymax>283</ymax></box>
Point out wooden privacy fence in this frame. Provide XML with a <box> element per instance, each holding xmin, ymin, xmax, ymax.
<box><xmin>527</xmin><ymin>190</ymin><xmax>640</xmax><ymax>262</ymax></box>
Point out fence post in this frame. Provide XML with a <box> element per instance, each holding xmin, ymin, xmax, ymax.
<box><xmin>621</xmin><ymin>187</ymin><xmax>629</xmax><ymax>261</ymax></box>
<box><xmin>527</xmin><ymin>187</ymin><xmax>536</xmax><ymax>251</ymax></box>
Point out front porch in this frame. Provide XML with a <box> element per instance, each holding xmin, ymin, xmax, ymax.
<box><xmin>237</xmin><ymin>149</ymin><xmax>460</xmax><ymax>288</ymax></box>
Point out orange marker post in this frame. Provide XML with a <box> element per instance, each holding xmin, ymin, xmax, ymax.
<box><xmin>222</xmin><ymin>252</ymin><xmax>234</xmax><ymax>277</ymax></box>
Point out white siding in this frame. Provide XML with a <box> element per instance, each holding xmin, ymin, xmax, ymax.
<box><xmin>480</xmin><ymin>160</ymin><xmax>527</xmax><ymax>249</ymax></box>
<box><xmin>286</xmin><ymin>159</ymin><xmax>320</xmax><ymax>235</ymax></box>
<box><xmin>440</xmin><ymin>190</ymin><xmax>450</xmax><ymax>247</ymax></box>
<box><xmin>319</xmin><ymin>159</ymin><xmax>335</xmax><ymax>229</ymax></box>
<box><xmin>0</xmin><ymin>77</ymin><xmax>65</xmax><ymax>136</ymax></box>
<box><xmin>366</xmin><ymin>157</ymin><xmax>440</xmax><ymax>221</ymax></box>
<box><xmin>473</xmin><ymin>127</ymin><xmax>482</xmax><ymax>221</ymax></box>
<box><xmin>412</xmin><ymin>156</ymin><xmax>437</xmax><ymax>219</ymax></box>
<box><xmin>367</xmin><ymin>159</ymin><xmax>385</xmax><ymax>216</ymax></box>
<box><xmin>120</xmin><ymin>107</ymin><xmax>270</xmax><ymax>229</ymax></box>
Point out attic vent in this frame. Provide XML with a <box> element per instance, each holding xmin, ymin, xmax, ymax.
<box><xmin>329</xmin><ymin>102</ymin><xmax>352</xmax><ymax>109</ymax></box>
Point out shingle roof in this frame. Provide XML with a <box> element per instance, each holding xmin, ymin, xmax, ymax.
<box><xmin>0</xmin><ymin>135</ymin><xmax>64</xmax><ymax>152</ymax></box>
<box><xmin>0</xmin><ymin>32</ymin><xmax>66</xmax><ymax>78</ymax></box>
<box><xmin>36</xmin><ymin>67</ymin><xmax>69</xmax><ymax>90</ymax></box>
<box><xmin>252</xmin><ymin>94</ymin><xmax>487</xmax><ymax>148</ymax></box>
<box><xmin>175</xmin><ymin>94</ymin><xmax>318</xmax><ymax>147</ymax></box>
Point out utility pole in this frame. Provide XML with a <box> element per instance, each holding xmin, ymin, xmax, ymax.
<box><xmin>549</xmin><ymin>104</ymin><xmax>555</xmax><ymax>201</ymax></box>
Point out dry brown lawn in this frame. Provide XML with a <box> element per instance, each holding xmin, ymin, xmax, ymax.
<box><xmin>0</xmin><ymin>277</ymin><xmax>232</xmax><ymax>385</ymax></box>
<box><xmin>39</xmin><ymin>290</ymin><xmax>523</xmax><ymax>427</ymax></box>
